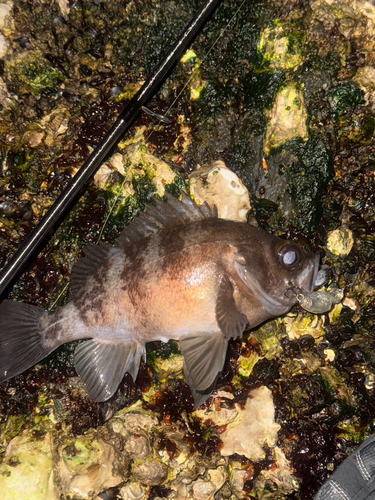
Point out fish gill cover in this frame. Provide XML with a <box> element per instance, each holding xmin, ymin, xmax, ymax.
<box><xmin>0</xmin><ymin>0</ymin><xmax>373</xmax><ymax>499</ymax></box>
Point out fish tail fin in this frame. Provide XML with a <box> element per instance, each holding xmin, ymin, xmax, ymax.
<box><xmin>0</xmin><ymin>300</ymin><xmax>54</xmax><ymax>382</ymax></box>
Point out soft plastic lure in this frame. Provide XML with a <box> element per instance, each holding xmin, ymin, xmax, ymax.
<box><xmin>297</xmin><ymin>289</ymin><xmax>343</xmax><ymax>314</ymax></box>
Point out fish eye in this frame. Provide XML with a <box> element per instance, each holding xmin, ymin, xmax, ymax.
<box><xmin>278</xmin><ymin>244</ymin><xmax>301</xmax><ymax>269</ymax></box>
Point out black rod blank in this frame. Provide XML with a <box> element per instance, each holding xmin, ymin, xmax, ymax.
<box><xmin>0</xmin><ymin>0</ymin><xmax>223</xmax><ymax>298</ymax></box>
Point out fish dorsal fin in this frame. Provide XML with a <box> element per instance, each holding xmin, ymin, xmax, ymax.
<box><xmin>70</xmin><ymin>242</ymin><xmax>114</xmax><ymax>297</ymax></box>
<box><xmin>115</xmin><ymin>192</ymin><xmax>217</xmax><ymax>248</ymax></box>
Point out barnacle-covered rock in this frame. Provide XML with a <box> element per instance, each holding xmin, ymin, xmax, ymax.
<box><xmin>94</xmin><ymin>137</ymin><xmax>182</xmax><ymax>199</ymax></box>
<box><xmin>189</xmin><ymin>161</ymin><xmax>251</xmax><ymax>222</ymax></box>
<box><xmin>193</xmin><ymin>394</ymin><xmax>238</xmax><ymax>428</ymax></box>
<box><xmin>220</xmin><ymin>386</ymin><xmax>280</xmax><ymax>460</ymax></box>
<box><xmin>327</xmin><ymin>227</ymin><xmax>354</xmax><ymax>257</ymax></box>
<box><xmin>237</xmin><ymin>351</ymin><xmax>262</xmax><ymax>378</ymax></box>
<box><xmin>109</xmin><ymin>409</ymin><xmax>158</xmax><ymax>437</ymax></box>
<box><xmin>132</xmin><ymin>460</ymin><xmax>168</xmax><ymax>486</ymax></box>
<box><xmin>254</xmin><ymin>447</ymin><xmax>299</xmax><ymax>496</ymax></box>
<box><xmin>124</xmin><ymin>433</ymin><xmax>150</xmax><ymax>460</ymax></box>
<box><xmin>58</xmin><ymin>434</ymin><xmax>121</xmax><ymax>498</ymax></box>
<box><xmin>0</xmin><ymin>2</ymin><xmax>13</xmax><ymax>33</ymax></box>
<box><xmin>283</xmin><ymin>313</ymin><xmax>326</xmax><ymax>341</ymax></box>
<box><xmin>264</xmin><ymin>83</ymin><xmax>308</xmax><ymax>154</ymax></box>
<box><xmin>0</xmin><ymin>0</ymin><xmax>374</xmax><ymax>499</ymax></box>
<box><xmin>258</xmin><ymin>20</ymin><xmax>303</xmax><ymax>72</ymax></box>
<box><xmin>181</xmin><ymin>49</ymin><xmax>207</xmax><ymax>101</ymax></box>
<box><xmin>119</xmin><ymin>482</ymin><xmax>147</xmax><ymax>500</ymax></box>
<box><xmin>190</xmin><ymin>466</ymin><xmax>227</xmax><ymax>500</ymax></box>
<box><xmin>0</xmin><ymin>428</ymin><xmax>54</xmax><ymax>500</ymax></box>
<box><xmin>4</xmin><ymin>50</ymin><xmax>64</xmax><ymax>97</ymax></box>
<box><xmin>123</xmin><ymin>142</ymin><xmax>179</xmax><ymax>197</ymax></box>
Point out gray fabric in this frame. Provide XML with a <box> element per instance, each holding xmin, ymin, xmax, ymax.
<box><xmin>314</xmin><ymin>435</ymin><xmax>375</xmax><ymax>500</ymax></box>
<box><xmin>315</xmin><ymin>480</ymin><xmax>351</xmax><ymax>500</ymax></box>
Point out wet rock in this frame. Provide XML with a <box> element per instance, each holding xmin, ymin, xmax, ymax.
<box><xmin>0</xmin><ymin>429</ymin><xmax>54</xmax><ymax>499</ymax></box>
<box><xmin>220</xmin><ymin>386</ymin><xmax>280</xmax><ymax>460</ymax></box>
<box><xmin>189</xmin><ymin>161</ymin><xmax>251</xmax><ymax>222</ymax></box>
<box><xmin>132</xmin><ymin>460</ymin><xmax>168</xmax><ymax>486</ymax></box>
<box><xmin>327</xmin><ymin>227</ymin><xmax>354</xmax><ymax>256</ymax></box>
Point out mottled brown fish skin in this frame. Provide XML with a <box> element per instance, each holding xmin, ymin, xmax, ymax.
<box><xmin>0</xmin><ymin>194</ymin><xmax>320</xmax><ymax>404</ymax></box>
<box><xmin>50</xmin><ymin>218</ymin><xmax>314</xmax><ymax>344</ymax></box>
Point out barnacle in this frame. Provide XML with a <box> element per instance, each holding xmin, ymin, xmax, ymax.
<box><xmin>220</xmin><ymin>386</ymin><xmax>280</xmax><ymax>461</ymax></box>
<box><xmin>264</xmin><ymin>83</ymin><xmax>308</xmax><ymax>154</ymax></box>
<box><xmin>189</xmin><ymin>161</ymin><xmax>251</xmax><ymax>222</ymax></box>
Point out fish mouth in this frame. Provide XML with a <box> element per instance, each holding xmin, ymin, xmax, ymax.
<box><xmin>285</xmin><ymin>256</ymin><xmax>331</xmax><ymax>301</ymax></box>
<box><xmin>293</xmin><ymin>253</ymin><xmax>321</xmax><ymax>296</ymax></box>
<box><xmin>313</xmin><ymin>263</ymin><xmax>331</xmax><ymax>288</ymax></box>
<box><xmin>236</xmin><ymin>253</ymin><xmax>329</xmax><ymax>317</ymax></box>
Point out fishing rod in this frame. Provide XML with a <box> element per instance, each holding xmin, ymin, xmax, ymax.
<box><xmin>0</xmin><ymin>0</ymin><xmax>223</xmax><ymax>299</ymax></box>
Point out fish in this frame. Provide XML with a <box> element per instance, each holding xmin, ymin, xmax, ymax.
<box><xmin>0</xmin><ymin>192</ymin><xmax>324</xmax><ymax>407</ymax></box>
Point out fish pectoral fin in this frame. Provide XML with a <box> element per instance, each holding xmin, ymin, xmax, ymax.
<box><xmin>216</xmin><ymin>276</ymin><xmax>248</xmax><ymax>339</ymax></box>
<box><xmin>179</xmin><ymin>332</ymin><xmax>228</xmax><ymax>406</ymax></box>
<box><xmin>74</xmin><ymin>339</ymin><xmax>145</xmax><ymax>402</ymax></box>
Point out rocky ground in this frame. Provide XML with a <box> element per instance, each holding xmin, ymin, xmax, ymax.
<box><xmin>0</xmin><ymin>0</ymin><xmax>374</xmax><ymax>498</ymax></box>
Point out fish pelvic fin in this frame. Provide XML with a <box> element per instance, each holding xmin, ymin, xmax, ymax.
<box><xmin>179</xmin><ymin>332</ymin><xmax>228</xmax><ymax>408</ymax></box>
<box><xmin>0</xmin><ymin>300</ymin><xmax>56</xmax><ymax>382</ymax></box>
<box><xmin>74</xmin><ymin>339</ymin><xmax>145</xmax><ymax>402</ymax></box>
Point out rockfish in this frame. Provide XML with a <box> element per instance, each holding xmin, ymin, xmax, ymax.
<box><xmin>0</xmin><ymin>193</ymin><xmax>324</xmax><ymax>406</ymax></box>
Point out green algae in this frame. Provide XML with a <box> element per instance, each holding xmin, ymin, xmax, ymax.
<box><xmin>264</xmin><ymin>83</ymin><xmax>308</xmax><ymax>154</ymax></box>
<box><xmin>328</xmin><ymin>82</ymin><xmax>365</xmax><ymax>124</ymax></box>
<box><xmin>286</xmin><ymin>133</ymin><xmax>334</xmax><ymax>233</ymax></box>
<box><xmin>257</xmin><ymin>20</ymin><xmax>304</xmax><ymax>72</ymax></box>
<box><xmin>5</xmin><ymin>51</ymin><xmax>64</xmax><ymax>97</ymax></box>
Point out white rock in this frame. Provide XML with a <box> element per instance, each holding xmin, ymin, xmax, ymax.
<box><xmin>189</xmin><ymin>160</ymin><xmax>250</xmax><ymax>222</ymax></box>
<box><xmin>0</xmin><ymin>3</ymin><xmax>12</xmax><ymax>30</ymax></box>
<box><xmin>0</xmin><ymin>32</ymin><xmax>7</xmax><ymax>58</ymax></box>
<box><xmin>220</xmin><ymin>386</ymin><xmax>280</xmax><ymax>460</ymax></box>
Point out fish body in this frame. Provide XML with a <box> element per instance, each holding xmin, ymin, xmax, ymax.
<box><xmin>0</xmin><ymin>193</ymin><xmax>321</xmax><ymax>406</ymax></box>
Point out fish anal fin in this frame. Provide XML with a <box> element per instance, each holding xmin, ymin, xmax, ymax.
<box><xmin>179</xmin><ymin>332</ymin><xmax>228</xmax><ymax>407</ymax></box>
<box><xmin>216</xmin><ymin>276</ymin><xmax>248</xmax><ymax>339</ymax></box>
<box><xmin>70</xmin><ymin>243</ymin><xmax>114</xmax><ymax>297</ymax></box>
<box><xmin>74</xmin><ymin>339</ymin><xmax>145</xmax><ymax>402</ymax></box>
